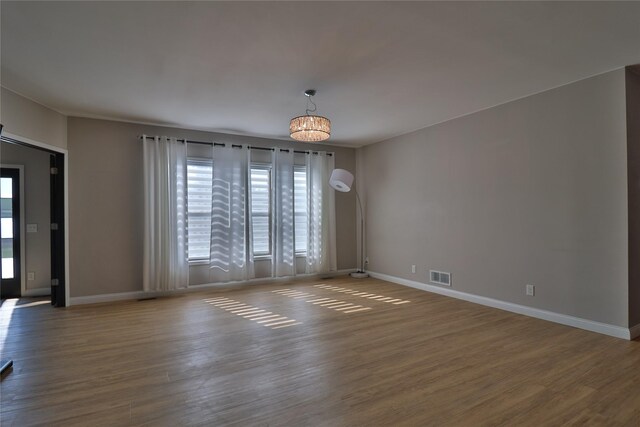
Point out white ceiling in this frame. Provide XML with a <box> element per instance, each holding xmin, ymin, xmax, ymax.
<box><xmin>2</xmin><ymin>2</ymin><xmax>639</xmax><ymax>147</ymax></box>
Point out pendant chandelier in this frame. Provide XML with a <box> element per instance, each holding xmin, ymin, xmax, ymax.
<box><xmin>289</xmin><ymin>89</ymin><xmax>331</xmax><ymax>142</ymax></box>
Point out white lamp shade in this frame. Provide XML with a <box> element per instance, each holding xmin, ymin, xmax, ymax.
<box><xmin>329</xmin><ymin>169</ymin><xmax>354</xmax><ymax>192</ymax></box>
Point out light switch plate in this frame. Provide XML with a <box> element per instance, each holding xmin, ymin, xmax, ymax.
<box><xmin>526</xmin><ymin>284</ymin><xmax>535</xmax><ymax>296</ymax></box>
<box><xmin>27</xmin><ymin>224</ymin><xmax>38</xmax><ymax>233</ymax></box>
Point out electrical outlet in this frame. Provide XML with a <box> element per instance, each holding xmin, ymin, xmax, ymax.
<box><xmin>526</xmin><ymin>284</ymin><xmax>535</xmax><ymax>296</ymax></box>
<box><xmin>27</xmin><ymin>272</ymin><xmax>35</xmax><ymax>281</ymax></box>
<box><xmin>411</xmin><ymin>265</ymin><xmax>416</xmax><ymax>274</ymax></box>
<box><xmin>365</xmin><ymin>257</ymin><xmax>369</xmax><ymax>265</ymax></box>
<box><xmin>26</xmin><ymin>223</ymin><xmax>38</xmax><ymax>233</ymax></box>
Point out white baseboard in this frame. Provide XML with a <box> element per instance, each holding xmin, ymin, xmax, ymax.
<box><xmin>69</xmin><ymin>269</ymin><xmax>356</xmax><ymax>306</ymax></box>
<box><xmin>630</xmin><ymin>323</ymin><xmax>640</xmax><ymax>340</ymax></box>
<box><xmin>22</xmin><ymin>288</ymin><xmax>51</xmax><ymax>297</ymax></box>
<box><xmin>69</xmin><ymin>290</ymin><xmax>148</xmax><ymax>306</ymax></box>
<box><xmin>368</xmin><ymin>271</ymin><xmax>633</xmax><ymax>341</ymax></box>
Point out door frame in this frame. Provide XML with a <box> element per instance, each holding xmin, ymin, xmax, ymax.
<box><xmin>0</xmin><ymin>132</ymin><xmax>69</xmax><ymax>307</ymax></box>
<box><xmin>0</xmin><ymin>165</ymin><xmax>25</xmax><ymax>297</ymax></box>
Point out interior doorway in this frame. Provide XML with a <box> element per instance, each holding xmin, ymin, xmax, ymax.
<box><xmin>0</xmin><ymin>126</ymin><xmax>68</xmax><ymax>307</ymax></box>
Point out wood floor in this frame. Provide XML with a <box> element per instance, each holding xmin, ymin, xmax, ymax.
<box><xmin>1</xmin><ymin>276</ymin><xmax>639</xmax><ymax>426</ymax></box>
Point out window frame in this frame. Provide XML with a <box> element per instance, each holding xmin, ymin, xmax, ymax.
<box><xmin>293</xmin><ymin>165</ymin><xmax>308</xmax><ymax>256</ymax></box>
<box><xmin>250</xmin><ymin>163</ymin><xmax>273</xmax><ymax>259</ymax></box>
<box><xmin>186</xmin><ymin>157</ymin><xmax>214</xmax><ymax>263</ymax></box>
<box><xmin>186</xmin><ymin>158</ymin><xmax>307</xmax><ymax>264</ymax></box>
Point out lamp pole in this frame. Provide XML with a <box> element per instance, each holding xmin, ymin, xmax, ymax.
<box><xmin>352</xmin><ymin>189</ymin><xmax>369</xmax><ymax>278</ymax></box>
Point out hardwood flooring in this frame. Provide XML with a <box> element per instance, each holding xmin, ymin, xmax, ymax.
<box><xmin>1</xmin><ymin>276</ymin><xmax>639</xmax><ymax>426</ymax></box>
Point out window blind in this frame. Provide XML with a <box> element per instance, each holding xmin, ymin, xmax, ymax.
<box><xmin>294</xmin><ymin>167</ymin><xmax>308</xmax><ymax>254</ymax></box>
<box><xmin>187</xmin><ymin>160</ymin><xmax>307</xmax><ymax>260</ymax></box>
<box><xmin>187</xmin><ymin>159</ymin><xmax>212</xmax><ymax>260</ymax></box>
<box><xmin>250</xmin><ymin>166</ymin><xmax>271</xmax><ymax>255</ymax></box>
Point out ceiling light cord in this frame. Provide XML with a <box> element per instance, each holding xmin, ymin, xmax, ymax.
<box><xmin>305</xmin><ymin>95</ymin><xmax>317</xmax><ymax>116</ymax></box>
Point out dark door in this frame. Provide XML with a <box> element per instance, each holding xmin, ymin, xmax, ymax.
<box><xmin>50</xmin><ymin>154</ymin><xmax>65</xmax><ymax>307</ymax></box>
<box><xmin>1</xmin><ymin>168</ymin><xmax>21</xmax><ymax>299</ymax></box>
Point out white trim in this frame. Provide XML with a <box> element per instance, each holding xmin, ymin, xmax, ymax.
<box><xmin>368</xmin><ymin>271</ymin><xmax>633</xmax><ymax>340</ymax></box>
<box><xmin>69</xmin><ymin>290</ymin><xmax>148</xmax><ymax>306</ymax></box>
<box><xmin>630</xmin><ymin>323</ymin><xmax>640</xmax><ymax>340</ymax></box>
<box><xmin>2</xmin><ymin>132</ymin><xmax>70</xmax><ymax>307</ymax></box>
<box><xmin>69</xmin><ymin>268</ymin><xmax>357</xmax><ymax>306</ymax></box>
<box><xmin>0</xmin><ymin>164</ymin><xmax>26</xmax><ymax>296</ymax></box>
<box><xmin>3</xmin><ymin>131</ymin><xmax>68</xmax><ymax>154</ymax></box>
<box><xmin>189</xmin><ymin>253</ymin><xmax>309</xmax><ymax>265</ymax></box>
<box><xmin>22</xmin><ymin>288</ymin><xmax>51</xmax><ymax>297</ymax></box>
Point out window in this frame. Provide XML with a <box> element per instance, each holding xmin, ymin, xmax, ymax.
<box><xmin>294</xmin><ymin>166</ymin><xmax>307</xmax><ymax>254</ymax></box>
<box><xmin>250</xmin><ymin>165</ymin><xmax>271</xmax><ymax>256</ymax></box>
<box><xmin>187</xmin><ymin>159</ymin><xmax>212</xmax><ymax>260</ymax></box>
<box><xmin>186</xmin><ymin>159</ymin><xmax>305</xmax><ymax>261</ymax></box>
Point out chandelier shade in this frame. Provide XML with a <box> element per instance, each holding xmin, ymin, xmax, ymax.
<box><xmin>289</xmin><ymin>115</ymin><xmax>331</xmax><ymax>142</ymax></box>
<box><xmin>290</xmin><ymin>89</ymin><xmax>331</xmax><ymax>142</ymax></box>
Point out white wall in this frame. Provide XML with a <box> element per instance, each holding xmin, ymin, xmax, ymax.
<box><xmin>360</xmin><ymin>69</ymin><xmax>629</xmax><ymax>327</ymax></box>
<box><xmin>1</xmin><ymin>86</ymin><xmax>67</xmax><ymax>149</ymax></box>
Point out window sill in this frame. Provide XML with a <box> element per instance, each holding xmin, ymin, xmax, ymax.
<box><xmin>189</xmin><ymin>254</ymin><xmax>308</xmax><ymax>265</ymax></box>
<box><xmin>253</xmin><ymin>254</ymin><xmax>308</xmax><ymax>261</ymax></box>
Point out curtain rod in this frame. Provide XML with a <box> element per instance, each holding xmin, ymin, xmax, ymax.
<box><xmin>138</xmin><ymin>135</ymin><xmax>333</xmax><ymax>156</ymax></box>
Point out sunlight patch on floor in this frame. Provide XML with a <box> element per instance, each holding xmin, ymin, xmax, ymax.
<box><xmin>313</xmin><ymin>284</ymin><xmax>411</xmax><ymax>304</ymax></box>
<box><xmin>202</xmin><ymin>297</ymin><xmax>301</xmax><ymax>329</ymax></box>
<box><xmin>13</xmin><ymin>300</ymin><xmax>51</xmax><ymax>309</ymax></box>
<box><xmin>271</xmin><ymin>289</ymin><xmax>372</xmax><ymax>314</ymax></box>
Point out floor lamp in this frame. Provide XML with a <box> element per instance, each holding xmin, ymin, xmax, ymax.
<box><xmin>329</xmin><ymin>168</ymin><xmax>369</xmax><ymax>278</ymax></box>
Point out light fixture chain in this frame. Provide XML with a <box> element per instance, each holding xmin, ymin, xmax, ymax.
<box><xmin>306</xmin><ymin>95</ymin><xmax>317</xmax><ymax>116</ymax></box>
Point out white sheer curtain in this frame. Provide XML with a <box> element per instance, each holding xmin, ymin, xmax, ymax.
<box><xmin>209</xmin><ymin>145</ymin><xmax>254</xmax><ymax>282</ymax></box>
<box><xmin>272</xmin><ymin>149</ymin><xmax>296</xmax><ymax>277</ymax></box>
<box><xmin>306</xmin><ymin>152</ymin><xmax>337</xmax><ymax>273</ymax></box>
<box><xmin>142</xmin><ymin>135</ymin><xmax>189</xmax><ymax>291</ymax></box>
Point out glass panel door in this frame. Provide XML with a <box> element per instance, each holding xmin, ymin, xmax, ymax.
<box><xmin>0</xmin><ymin>168</ymin><xmax>21</xmax><ymax>298</ymax></box>
<box><xmin>1</xmin><ymin>177</ymin><xmax>15</xmax><ymax>279</ymax></box>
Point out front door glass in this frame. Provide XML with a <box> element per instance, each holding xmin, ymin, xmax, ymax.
<box><xmin>1</xmin><ymin>177</ymin><xmax>15</xmax><ymax>279</ymax></box>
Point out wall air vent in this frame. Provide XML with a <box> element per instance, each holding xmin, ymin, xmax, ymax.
<box><xmin>430</xmin><ymin>270</ymin><xmax>451</xmax><ymax>286</ymax></box>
